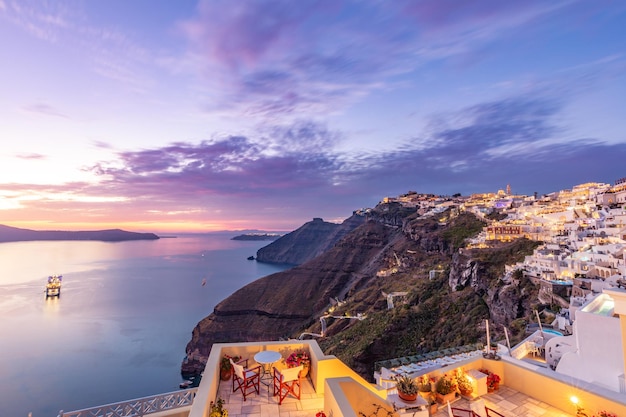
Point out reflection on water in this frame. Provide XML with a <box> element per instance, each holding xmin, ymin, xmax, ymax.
<box><xmin>44</xmin><ymin>294</ymin><xmax>61</xmax><ymax>316</ymax></box>
<box><xmin>0</xmin><ymin>234</ymin><xmax>291</xmax><ymax>417</ymax></box>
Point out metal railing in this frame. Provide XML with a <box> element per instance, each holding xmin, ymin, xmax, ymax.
<box><xmin>59</xmin><ymin>388</ymin><xmax>197</xmax><ymax>417</ymax></box>
<box><xmin>451</xmin><ymin>406</ymin><xmax>505</xmax><ymax>417</ymax></box>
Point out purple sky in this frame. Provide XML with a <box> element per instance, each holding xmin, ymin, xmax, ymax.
<box><xmin>0</xmin><ymin>0</ymin><xmax>625</xmax><ymax>232</ymax></box>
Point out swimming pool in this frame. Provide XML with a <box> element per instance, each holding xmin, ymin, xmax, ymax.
<box><xmin>581</xmin><ymin>293</ymin><xmax>615</xmax><ymax>317</ymax></box>
<box><xmin>542</xmin><ymin>328</ymin><xmax>563</xmax><ymax>336</ymax></box>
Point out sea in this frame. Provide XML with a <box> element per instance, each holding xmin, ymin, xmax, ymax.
<box><xmin>0</xmin><ymin>233</ymin><xmax>291</xmax><ymax>417</ymax></box>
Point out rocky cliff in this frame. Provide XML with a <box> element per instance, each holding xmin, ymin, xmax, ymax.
<box><xmin>255</xmin><ymin>214</ymin><xmax>365</xmax><ymax>265</ymax></box>
<box><xmin>448</xmin><ymin>240</ymin><xmax>542</xmax><ymax>325</ymax></box>
<box><xmin>182</xmin><ymin>204</ymin><xmax>543</xmax><ymax>379</ymax></box>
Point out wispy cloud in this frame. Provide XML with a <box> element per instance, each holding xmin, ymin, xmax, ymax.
<box><xmin>177</xmin><ymin>0</ymin><xmax>573</xmax><ymax>121</ymax></box>
<box><xmin>77</xmin><ymin>91</ymin><xmax>622</xmax><ymax>217</ymax></box>
<box><xmin>15</xmin><ymin>152</ymin><xmax>46</xmax><ymax>160</ymax></box>
<box><xmin>351</xmin><ymin>92</ymin><xmax>624</xmax><ymax>195</ymax></box>
<box><xmin>0</xmin><ymin>0</ymin><xmax>69</xmax><ymax>42</ymax></box>
<box><xmin>1</xmin><ymin>0</ymin><xmax>153</xmax><ymax>91</ymax></box>
<box><xmin>88</xmin><ymin>121</ymin><xmax>343</xmax><ymax>199</ymax></box>
<box><xmin>22</xmin><ymin>102</ymin><xmax>68</xmax><ymax>118</ymax></box>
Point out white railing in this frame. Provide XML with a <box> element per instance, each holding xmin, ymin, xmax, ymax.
<box><xmin>59</xmin><ymin>388</ymin><xmax>197</xmax><ymax>417</ymax></box>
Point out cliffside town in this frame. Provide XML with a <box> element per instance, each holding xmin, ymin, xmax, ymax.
<box><xmin>182</xmin><ymin>179</ymin><xmax>626</xmax><ymax>380</ymax></box>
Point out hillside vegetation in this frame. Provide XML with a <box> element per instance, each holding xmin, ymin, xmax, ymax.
<box><xmin>183</xmin><ymin>204</ymin><xmax>543</xmax><ymax>380</ymax></box>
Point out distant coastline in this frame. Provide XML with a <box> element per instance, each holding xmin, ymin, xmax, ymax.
<box><xmin>231</xmin><ymin>233</ymin><xmax>282</xmax><ymax>241</ymax></box>
<box><xmin>0</xmin><ymin>224</ymin><xmax>159</xmax><ymax>243</ymax></box>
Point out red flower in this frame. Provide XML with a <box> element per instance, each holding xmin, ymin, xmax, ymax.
<box><xmin>286</xmin><ymin>350</ymin><xmax>310</xmax><ymax>368</ymax></box>
<box><xmin>316</xmin><ymin>411</ymin><xmax>327</xmax><ymax>417</ymax></box>
<box><xmin>479</xmin><ymin>369</ymin><xmax>500</xmax><ymax>389</ymax></box>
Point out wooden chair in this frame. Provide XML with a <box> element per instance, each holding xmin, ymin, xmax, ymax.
<box><xmin>230</xmin><ymin>358</ymin><xmax>261</xmax><ymax>401</ymax></box>
<box><xmin>273</xmin><ymin>365</ymin><xmax>303</xmax><ymax>404</ymax></box>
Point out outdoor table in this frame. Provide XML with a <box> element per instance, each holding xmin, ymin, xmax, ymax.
<box><xmin>254</xmin><ymin>350</ymin><xmax>282</xmax><ymax>386</ymax></box>
<box><xmin>387</xmin><ymin>393</ymin><xmax>428</xmax><ymax>416</ymax></box>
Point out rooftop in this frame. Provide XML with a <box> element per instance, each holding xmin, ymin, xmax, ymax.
<box><xmin>214</xmin><ymin>373</ymin><xmax>574</xmax><ymax>417</ymax></box>
<box><xmin>60</xmin><ymin>290</ymin><xmax>626</xmax><ymax>417</ymax></box>
<box><xmin>60</xmin><ymin>337</ymin><xmax>626</xmax><ymax>417</ymax></box>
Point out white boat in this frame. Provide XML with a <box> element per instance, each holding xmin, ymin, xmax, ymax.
<box><xmin>179</xmin><ymin>380</ymin><xmax>193</xmax><ymax>389</ymax></box>
<box><xmin>45</xmin><ymin>275</ymin><xmax>62</xmax><ymax>297</ymax></box>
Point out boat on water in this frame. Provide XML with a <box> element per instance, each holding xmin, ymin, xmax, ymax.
<box><xmin>179</xmin><ymin>380</ymin><xmax>193</xmax><ymax>389</ymax></box>
<box><xmin>45</xmin><ymin>275</ymin><xmax>62</xmax><ymax>297</ymax></box>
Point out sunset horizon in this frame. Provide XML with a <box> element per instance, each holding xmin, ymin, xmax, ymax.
<box><xmin>1</xmin><ymin>1</ymin><xmax>624</xmax><ymax>234</ymax></box>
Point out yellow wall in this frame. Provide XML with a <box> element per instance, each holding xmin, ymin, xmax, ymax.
<box><xmin>500</xmin><ymin>359</ymin><xmax>626</xmax><ymax>416</ymax></box>
<box><xmin>325</xmin><ymin>377</ymin><xmax>395</xmax><ymax>417</ymax></box>
<box><xmin>188</xmin><ymin>340</ymin><xmax>626</xmax><ymax>417</ymax></box>
<box><xmin>317</xmin><ymin>357</ymin><xmax>387</xmax><ymax>398</ymax></box>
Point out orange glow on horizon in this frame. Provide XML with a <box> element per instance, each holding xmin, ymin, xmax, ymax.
<box><xmin>4</xmin><ymin>220</ymin><xmax>293</xmax><ymax>234</ymax></box>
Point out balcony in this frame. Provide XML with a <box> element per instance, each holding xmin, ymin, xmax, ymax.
<box><xmin>61</xmin><ymin>339</ymin><xmax>626</xmax><ymax>417</ymax></box>
<box><xmin>214</xmin><ymin>371</ymin><xmax>322</xmax><ymax>416</ymax></box>
<box><xmin>188</xmin><ymin>339</ymin><xmax>626</xmax><ymax>417</ymax></box>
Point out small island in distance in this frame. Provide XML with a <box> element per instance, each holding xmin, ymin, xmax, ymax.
<box><xmin>0</xmin><ymin>224</ymin><xmax>159</xmax><ymax>243</ymax></box>
<box><xmin>231</xmin><ymin>233</ymin><xmax>283</xmax><ymax>241</ymax></box>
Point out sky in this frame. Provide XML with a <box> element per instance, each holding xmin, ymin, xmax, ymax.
<box><xmin>1</xmin><ymin>0</ymin><xmax>625</xmax><ymax>233</ymax></box>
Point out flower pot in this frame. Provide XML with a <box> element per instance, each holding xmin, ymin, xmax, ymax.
<box><xmin>220</xmin><ymin>368</ymin><xmax>232</xmax><ymax>381</ymax></box>
<box><xmin>435</xmin><ymin>392</ymin><xmax>455</xmax><ymax>404</ymax></box>
<box><xmin>429</xmin><ymin>403</ymin><xmax>438</xmax><ymax>415</ymax></box>
<box><xmin>459</xmin><ymin>388</ymin><xmax>473</xmax><ymax>397</ymax></box>
<box><xmin>487</xmin><ymin>382</ymin><xmax>499</xmax><ymax>393</ymax></box>
<box><xmin>398</xmin><ymin>391</ymin><xmax>418</xmax><ymax>402</ymax></box>
<box><xmin>299</xmin><ymin>366</ymin><xmax>309</xmax><ymax>379</ymax></box>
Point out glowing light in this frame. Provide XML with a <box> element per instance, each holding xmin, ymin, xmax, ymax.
<box><xmin>570</xmin><ymin>395</ymin><xmax>579</xmax><ymax>405</ymax></box>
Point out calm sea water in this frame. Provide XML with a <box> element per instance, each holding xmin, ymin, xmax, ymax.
<box><xmin>0</xmin><ymin>234</ymin><xmax>290</xmax><ymax>417</ymax></box>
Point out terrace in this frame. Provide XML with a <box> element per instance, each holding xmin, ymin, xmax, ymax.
<box><xmin>61</xmin><ymin>337</ymin><xmax>626</xmax><ymax>417</ymax></box>
<box><xmin>186</xmin><ymin>337</ymin><xmax>626</xmax><ymax>417</ymax></box>
<box><xmin>60</xmin><ymin>289</ymin><xmax>626</xmax><ymax>417</ymax></box>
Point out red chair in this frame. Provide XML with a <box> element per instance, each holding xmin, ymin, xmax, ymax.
<box><xmin>230</xmin><ymin>358</ymin><xmax>261</xmax><ymax>401</ymax></box>
<box><xmin>273</xmin><ymin>365</ymin><xmax>303</xmax><ymax>404</ymax></box>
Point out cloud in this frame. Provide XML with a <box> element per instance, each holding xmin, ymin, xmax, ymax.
<box><xmin>0</xmin><ymin>0</ymin><xmax>71</xmax><ymax>42</ymax></box>
<box><xmin>178</xmin><ymin>0</ymin><xmax>573</xmax><ymax>121</ymax></box>
<box><xmin>349</xmin><ymin>94</ymin><xmax>625</xmax><ymax>196</ymax></box>
<box><xmin>2</xmin><ymin>0</ymin><xmax>153</xmax><ymax>91</ymax></box>
<box><xmin>87</xmin><ymin>121</ymin><xmax>343</xmax><ymax>201</ymax></box>
<box><xmin>81</xmin><ymin>91</ymin><xmax>623</xmax><ymax>217</ymax></box>
<box><xmin>15</xmin><ymin>152</ymin><xmax>46</xmax><ymax>160</ymax></box>
<box><xmin>22</xmin><ymin>102</ymin><xmax>68</xmax><ymax>118</ymax></box>
<box><xmin>5</xmin><ymin>89</ymin><xmax>624</xmax><ymax>229</ymax></box>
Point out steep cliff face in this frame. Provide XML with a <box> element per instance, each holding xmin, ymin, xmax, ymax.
<box><xmin>448</xmin><ymin>239</ymin><xmax>542</xmax><ymax>327</ymax></box>
<box><xmin>183</xmin><ymin>204</ymin><xmax>543</xmax><ymax>378</ymax></box>
<box><xmin>183</xmin><ymin>219</ymin><xmax>393</xmax><ymax>374</ymax></box>
<box><xmin>255</xmin><ymin>215</ymin><xmax>365</xmax><ymax>265</ymax></box>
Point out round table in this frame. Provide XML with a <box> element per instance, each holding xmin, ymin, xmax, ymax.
<box><xmin>254</xmin><ymin>350</ymin><xmax>282</xmax><ymax>385</ymax></box>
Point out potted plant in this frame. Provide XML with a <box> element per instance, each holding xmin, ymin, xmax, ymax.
<box><xmin>220</xmin><ymin>355</ymin><xmax>240</xmax><ymax>381</ymax></box>
<box><xmin>395</xmin><ymin>375</ymin><xmax>419</xmax><ymax>402</ymax></box>
<box><xmin>486</xmin><ymin>372</ymin><xmax>500</xmax><ymax>392</ymax></box>
<box><xmin>435</xmin><ymin>373</ymin><xmax>457</xmax><ymax>404</ymax></box>
<box><xmin>209</xmin><ymin>397</ymin><xmax>228</xmax><ymax>417</ymax></box>
<box><xmin>593</xmin><ymin>411</ymin><xmax>617</xmax><ymax>417</ymax></box>
<box><xmin>455</xmin><ymin>369</ymin><xmax>473</xmax><ymax>397</ymax></box>
<box><xmin>285</xmin><ymin>350</ymin><xmax>311</xmax><ymax>378</ymax></box>
<box><xmin>417</xmin><ymin>374</ymin><xmax>432</xmax><ymax>399</ymax></box>
<box><xmin>479</xmin><ymin>368</ymin><xmax>500</xmax><ymax>392</ymax></box>
<box><xmin>427</xmin><ymin>393</ymin><xmax>438</xmax><ymax>415</ymax></box>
